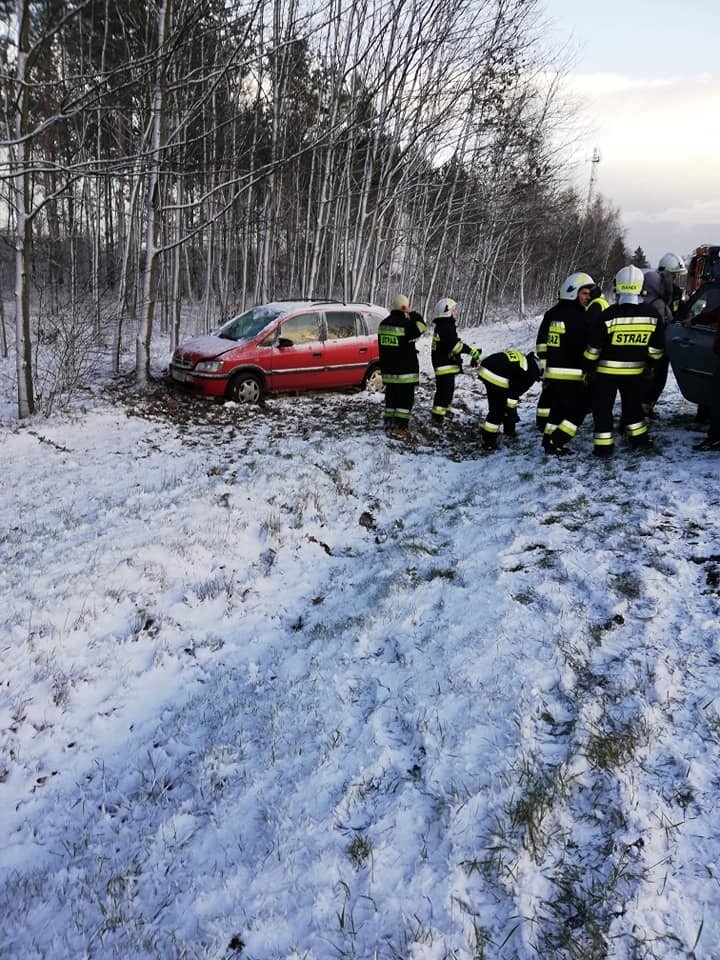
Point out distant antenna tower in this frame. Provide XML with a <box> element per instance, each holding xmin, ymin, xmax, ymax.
<box><xmin>586</xmin><ymin>146</ymin><xmax>601</xmax><ymax>212</ymax></box>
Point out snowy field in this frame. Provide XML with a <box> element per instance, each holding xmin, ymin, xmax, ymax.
<box><xmin>1</xmin><ymin>315</ymin><xmax>720</xmax><ymax>959</ymax></box>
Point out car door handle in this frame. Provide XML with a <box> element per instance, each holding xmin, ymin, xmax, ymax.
<box><xmin>359</xmin><ymin>347</ymin><xmax>368</xmax><ymax>354</ymax></box>
<box><xmin>312</xmin><ymin>351</ymin><xmax>322</xmax><ymax>358</ymax></box>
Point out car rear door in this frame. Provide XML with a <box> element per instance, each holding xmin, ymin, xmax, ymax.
<box><xmin>265</xmin><ymin>312</ymin><xmax>325</xmax><ymax>391</ymax></box>
<box><xmin>321</xmin><ymin>309</ymin><xmax>375</xmax><ymax>387</ymax></box>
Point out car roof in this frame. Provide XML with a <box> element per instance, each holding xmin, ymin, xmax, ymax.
<box><xmin>265</xmin><ymin>299</ymin><xmax>384</xmax><ymax>314</ymax></box>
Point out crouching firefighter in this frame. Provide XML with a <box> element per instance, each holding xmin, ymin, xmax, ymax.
<box><xmin>583</xmin><ymin>265</ymin><xmax>665</xmax><ymax>458</ymax></box>
<box><xmin>476</xmin><ymin>350</ymin><xmax>542</xmax><ymax>450</ymax></box>
<box><xmin>430</xmin><ymin>297</ymin><xmax>481</xmax><ymax>424</ymax></box>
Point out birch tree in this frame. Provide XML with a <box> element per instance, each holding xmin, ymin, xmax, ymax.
<box><xmin>11</xmin><ymin>0</ymin><xmax>34</xmax><ymax>416</ymax></box>
<box><xmin>0</xmin><ymin>0</ymin><xmax>625</xmax><ymax>410</ymax></box>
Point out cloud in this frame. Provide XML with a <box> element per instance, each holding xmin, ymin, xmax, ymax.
<box><xmin>556</xmin><ymin>70</ymin><xmax>720</xmax><ymax>262</ymax></box>
<box><xmin>570</xmin><ymin>72</ymin><xmax>691</xmax><ymax>94</ymax></box>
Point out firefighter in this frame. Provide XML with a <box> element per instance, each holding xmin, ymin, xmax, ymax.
<box><xmin>640</xmin><ymin>268</ymin><xmax>674</xmax><ymax>416</ymax></box>
<box><xmin>378</xmin><ymin>293</ymin><xmax>427</xmax><ymax>437</ymax></box>
<box><xmin>476</xmin><ymin>349</ymin><xmax>542</xmax><ymax>450</ymax></box>
<box><xmin>430</xmin><ymin>297</ymin><xmax>481</xmax><ymax>425</ymax></box>
<box><xmin>586</xmin><ymin>284</ymin><xmax>609</xmax><ymax>319</ymax></box>
<box><xmin>659</xmin><ymin>251</ymin><xmax>709</xmax><ymax>423</ymax></box>
<box><xmin>536</xmin><ymin>271</ymin><xmax>595</xmax><ymax>454</ymax></box>
<box><xmin>584</xmin><ymin>265</ymin><xmax>664</xmax><ymax>458</ymax></box>
<box><xmin>657</xmin><ymin>251</ymin><xmax>687</xmax><ymax>317</ymax></box>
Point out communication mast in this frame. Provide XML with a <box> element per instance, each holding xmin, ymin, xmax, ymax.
<box><xmin>585</xmin><ymin>146</ymin><xmax>601</xmax><ymax>213</ymax></box>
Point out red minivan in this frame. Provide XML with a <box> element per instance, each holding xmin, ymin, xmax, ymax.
<box><xmin>169</xmin><ymin>299</ymin><xmax>387</xmax><ymax>403</ymax></box>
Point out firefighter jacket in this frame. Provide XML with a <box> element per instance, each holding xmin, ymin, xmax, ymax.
<box><xmin>477</xmin><ymin>350</ymin><xmax>541</xmax><ymax>408</ymax></box>
<box><xmin>670</xmin><ymin>282</ymin><xmax>685</xmax><ymax>317</ymax></box>
<box><xmin>642</xmin><ymin>270</ymin><xmax>673</xmax><ymax>328</ymax></box>
<box><xmin>431</xmin><ymin>316</ymin><xmax>477</xmax><ymax>375</ymax></box>
<box><xmin>378</xmin><ymin>309</ymin><xmax>427</xmax><ymax>383</ymax></box>
<box><xmin>587</xmin><ymin>295</ymin><xmax>609</xmax><ymax>320</ymax></box>
<box><xmin>535</xmin><ymin>299</ymin><xmax>589</xmax><ymax>382</ymax></box>
<box><xmin>583</xmin><ymin>302</ymin><xmax>664</xmax><ymax>377</ymax></box>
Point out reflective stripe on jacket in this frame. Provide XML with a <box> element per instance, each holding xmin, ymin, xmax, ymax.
<box><xmin>584</xmin><ymin>303</ymin><xmax>664</xmax><ymax>377</ymax></box>
<box><xmin>431</xmin><ymin>316</ymin><xmax>471</xmax><ymax>375</ymax></box>
<box><xmin>535</xmin><ymin>299</ymin><xmax>589</xmax><ymax>382</ymax></box>
<box><xmin>378</xmin><ymin>309</ymin><xmax>426</xmax><ymax>378</ymax></box>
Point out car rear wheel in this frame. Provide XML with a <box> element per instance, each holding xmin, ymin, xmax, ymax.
<box><xmin>364</xmin><ymin>364</ymin><xmax>384</xmax><ymax>394</ymax></box>
<box><xmin>227</xmin><ymin>372</ymin><xmax>263</xmax><ymax>404</ymax></box>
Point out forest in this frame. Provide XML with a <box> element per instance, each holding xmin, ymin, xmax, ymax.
<box><xmin>1</xmin><ymin>0</ymin><xmax>628</xmax><ymax>418</ymax></box>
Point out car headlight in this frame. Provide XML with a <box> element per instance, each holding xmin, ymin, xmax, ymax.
<box><xmin>195</xmin><ymin>360</ymin><xmax>223</xmax><ymax>373</ymax></box>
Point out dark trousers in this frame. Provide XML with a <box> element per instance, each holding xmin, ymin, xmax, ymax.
<box><xmin>591</xmin><ymin>375</ymin><xmax>648</xmax><ymax>452</ymax></box>
<box><xmin>481</xmin><ymin>384</ymin><xmax>509</xmax><ymax>448</ymax></box>
<box><xmin>643</xmin><ymin>355</ymin><xmax>669</xmax><ymax>408</ymax></box>
<box><xmin>536</xmin><ymin>383</ymin><xmax>551</xmax><ymax>432</ymax></box>
<box><xmin>432</xmin><ymin>373</ymin><xmax>456</xmax><ymax>419</ymax></box>
<box><xmin>384</xmin><ymin>381</ymin><xmax>416</xmax><ymax>423</ymax></box>
<box><xmin>543</xmin><ymin>381</ymin><xmax>589</xmax><ymax>449</ymax></box>
<box><xmin>710</xmin><ymin>360</ymin><xmax>720</xmax><ymax>439</ymax></box>
<box><xmin>483</xmin><ymin>386</ymin><xmax>520</xmax><ymax>449</ymax></box>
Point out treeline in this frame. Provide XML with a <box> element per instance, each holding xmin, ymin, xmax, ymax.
<box><xmin>0</xmin><ymin>0</ymin><xmax>627</xmax><ymax>417</ymax></box>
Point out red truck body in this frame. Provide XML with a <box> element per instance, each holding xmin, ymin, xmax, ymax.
<box><xmin>686</xmin><ymin>244</ymin><xmax>720</xmax><ymax>296</ymax></box>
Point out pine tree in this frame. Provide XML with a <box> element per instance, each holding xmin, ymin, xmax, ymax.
<box><xmin>631</xmin><ymin>246</ymin><xmax>649</xmax><ymax>268</ymax></box>
<box><xmin>607</xmin><ymin>236</ymin><xmax>629</xmax><ymax>275</ymax></box>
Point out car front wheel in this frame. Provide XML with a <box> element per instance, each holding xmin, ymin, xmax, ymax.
<box><xmin>364</xmin><ymin>364</ymin><xmax>384</xmax><ymax>394</ymax></box>
<box><xmin>227</xmin><ymin>372</ymin><xmax>263</xmax><ymax>404</ymax></box>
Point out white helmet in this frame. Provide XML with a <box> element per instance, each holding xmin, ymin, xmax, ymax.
<box><xmin>614</xmin><ymin>265</ymin><xmax>645</xmax><ymax>296</ymax></box>
<box><xmin>658</xmin><ymin>252</ymin><xmax>687</xmax><ymax>276</ymax></box>
<box><xmin>391</xmin><ymin>294</ymin><xmax>410</xmax><ymax>311</ymax></box>
<box><xmin>434</xmin><ymin>297</ymin><xmax>457</xmax><ymax>318</ymax></box>
<box><xmin>559</xmin><ymin>272</ymin><xmax>594</xmax><ymax>300</ymax></box>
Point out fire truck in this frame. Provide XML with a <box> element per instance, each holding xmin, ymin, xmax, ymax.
<box><xmin>686</xmin><ymin>244</ymin><xmax>720</xmax><ymax>296</ymax></box>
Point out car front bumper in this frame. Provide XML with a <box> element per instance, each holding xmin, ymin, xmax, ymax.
<box><xmin>169</xmin><ymin>365</ymin><xmax>229</xmax><ymax>397</ymax></box>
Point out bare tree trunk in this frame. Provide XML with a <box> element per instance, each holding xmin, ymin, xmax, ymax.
<box><xmin>90</xmin><ymin>0</ymin><xmax>111</xmax><ymax>340</ymax></box>
<box><xmin>171</xmin><ymin>174</ymin><xmax>183</xmax><ymax>351</ymax></box>
<box><xmin>518</xmin><ymin>227</ymin><xmax>527</xmax><ymax>317</ymax></box>
<box><xmin>0</xmin><ymin>294</ymin><xmax>7</xmax><ymax>359</ymax></box>
<box><xmin>13</xmin><ymin>0</ymin><xmax>35</xmax><ymax>417</ymax></box>
<box><xmin>113</xmin><ymin>168</ymin><xmax>143</xmax><ymax>375</ymax></box>
<box><xmin>136</xmin><ymin>0</ymin><xmax>172</xmax><ymax>385</ymax></box>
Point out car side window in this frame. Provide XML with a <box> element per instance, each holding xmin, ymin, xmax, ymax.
<box><xmin>280</xmin><ymin>313</ymin><xmax>321</xmax><ymax>344</ymax></box>
<box><xmin>325</xmin><ymin>311</ymin><xmax>359</xmax><ymax>340</ymax></box>
<box><xmin>363</xmin><ymin>311</ymin><xmax>383</xmax><ymax>335</ymax></box>
<box><xmin>689</xmin><ymin>286</ymin><xmax>720</xmax><ymax>325</ymax></box>
<box><xmin>257</xmin><ymin>328</ymin><xmax>278</xmax><ymax>347</ymax></box>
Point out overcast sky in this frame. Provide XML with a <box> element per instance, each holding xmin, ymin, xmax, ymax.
<box><xmin>544</xmin><ymin>0</ymin><xmax>720</xmax><ymax>272</ymax></box>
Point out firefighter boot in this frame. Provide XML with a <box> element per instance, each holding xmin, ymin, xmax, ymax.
<box><xmin>482</xmin><ymin>431</ymin><xmax>499</xmax><ymax>452</ymax></box>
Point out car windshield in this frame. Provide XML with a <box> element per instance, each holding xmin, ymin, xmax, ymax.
<box><xmin>217</xmin><ymin>307</ymin><xmax>283</xmax><ymax>341</ymax></box>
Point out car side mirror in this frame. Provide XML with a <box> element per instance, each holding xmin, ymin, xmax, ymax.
<box><xmin>277</xmin><ymin>337</ymin><xmax>294</xmax><ymax>348</ymax></box>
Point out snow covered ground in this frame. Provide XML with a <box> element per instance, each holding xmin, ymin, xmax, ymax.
<box><xmin>1</xmin><ymin>315</ymin><xmax>720</xmax><ymax>959</ymax></box>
